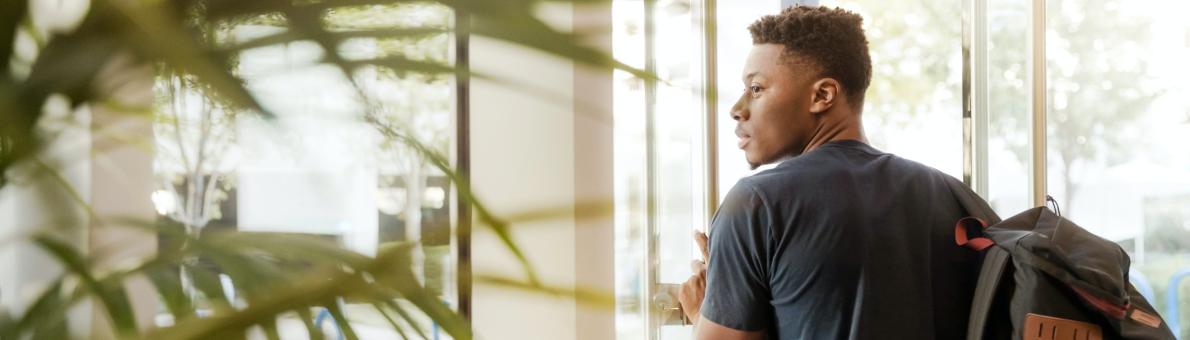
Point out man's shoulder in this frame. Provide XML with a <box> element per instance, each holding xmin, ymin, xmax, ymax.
<box><xmin>742</xmin><ymin>148</ymin><xmax>962</xmax><ymax>199</ymax></box>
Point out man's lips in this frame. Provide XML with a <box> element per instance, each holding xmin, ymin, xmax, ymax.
<box><xmin>737</xmin><ymin>136</ymin><xmax>751</xmax><ymax>149</ymax></box>
<box><xmin>735</xmin><ymin>127</ymin><xmax>750</xmax><ymax>149</ymax></box>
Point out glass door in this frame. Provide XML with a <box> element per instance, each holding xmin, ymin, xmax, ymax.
<box><xmin>713</xmin><ymin>0</ymin><xmax>782</xmax><ymax>199</ymax></box>
<box><xmin>1041</xmin><ymin>0</ymin><xmax>1190</xmax><ymax>336</ymax></box>
<box><xmin>614</xmin><ymin>0</ymin><xmax>710</xmax><ymax>339</ymax></box>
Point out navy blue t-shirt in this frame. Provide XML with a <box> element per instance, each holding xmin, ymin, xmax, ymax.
<box><xmin>701</xmin><ymin>140</ymin><xmax>980</xmax><ymax>339</ymax></box>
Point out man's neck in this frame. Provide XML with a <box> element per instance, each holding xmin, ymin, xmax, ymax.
<box><xmin>801</xmin><ymin>114</ymin><xmax>867</xmax><ymax>155</ymax></box>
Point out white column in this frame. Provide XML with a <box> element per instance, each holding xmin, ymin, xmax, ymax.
<box><xmin>1028</xmin><ymin>0</ymin><xmax>1048</xmax><ymax>207</ymax></box>
<box><xmin>87</xmin><ymin>54</ymin><xmax>158</xmax><ymax>337</ymax></box>
<box><xmin>573</xmin><ymin>1</ymin><xmax>615</xmax><ymax>339</ymax></box>
<box><xmin>469</xmin><ymin>4</ymin><xmax>580</xmax><ymax>339</ymax></box>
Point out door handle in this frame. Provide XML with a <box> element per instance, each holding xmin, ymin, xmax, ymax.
<box><xmin>652</xmin><ymin>283</ymin><xmax>693</xmax><ymax>326</ymax></box>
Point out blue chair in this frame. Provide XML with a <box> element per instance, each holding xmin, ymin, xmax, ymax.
<box><xmin>1130</xmin><ymin>269</ymin><xmax>1157</xmax><ymax>303</ymax></box>
<box><xmin>314</xmin><ymin>303</ymin><xmax>346</xmax><ymax>340</ymax></box>
<box><xmin>1167</xmin><ymin>268</ymin><xmax>1190</xmax><ymax>340</ymax></box>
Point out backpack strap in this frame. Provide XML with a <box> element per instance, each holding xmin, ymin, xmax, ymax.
<box><xmin>955</xmin><ymin>217</ymin><xmax>995</xmax><ymax>251</ymax></box>
<box><xmin>943</xmin><ymin>176</ymin><xmax>1006</xmax><ymax>340</ymax></box>
<box><xmin>967</xmin><ymin>245</ymin><xmax>1010</xmax><ymax>340</ymax></box>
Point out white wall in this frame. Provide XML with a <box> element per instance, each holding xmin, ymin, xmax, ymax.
<box><xmin>470</xmin><ymin>30</ymin><xmax>580</xmax><ymax>338</ymax></box>
<box><xmin>87</xmin><ymin>56</ymin><xmax>159</xmax><ymax>336</ymax></box>
<box><xmin>470</xmin><ymin>3</ymin><xmax>619</xmax><ymax>339</ymax></box>
<box><xmin>469</xmin><ymin>3</ymin><xmax>617</xmax><ymax>338</ymax></box>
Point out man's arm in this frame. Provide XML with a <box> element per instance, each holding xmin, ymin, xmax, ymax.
<box><xmin>680</xmin><ymin>241</ymin><xmax>765</xmax><ymax>340</ymax></box>
<box><xmin>680</xmin><ymin>260</ymin><xmax>765</xmax><ymax>340</ymax></box>
<box><xmin>680</xmin><ymin>182</ymin><xmax>773</xmax><ymax>337</ymax></box>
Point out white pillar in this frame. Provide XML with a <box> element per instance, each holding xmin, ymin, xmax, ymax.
<box><xmin>87</xmin><ymin>54</ymin><xmax>158</xmax><ymax>337</ymax></box>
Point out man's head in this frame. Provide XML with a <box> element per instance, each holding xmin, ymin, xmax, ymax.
<box><xmin>732</xmin><ymin>6</ymin><xmax>872</xmax><ymax>169</ymax></box>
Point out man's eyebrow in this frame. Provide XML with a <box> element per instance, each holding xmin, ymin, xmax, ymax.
<box><xmin>742</xmin><ymin>71</ymin><xmax>759</xmax><ymax>83</ymax></box>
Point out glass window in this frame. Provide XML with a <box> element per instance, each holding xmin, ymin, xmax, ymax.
<box><xmin>715</xmin><ymin>0</ymin><xmax>781</xmax><ymax>199</ymax></box>
<box><xmin>1044</xmin><ymin>0</ymin><xmax>1190</xmax><ymax>336</ymax></box>
<box><xmin>819</xmin><ymin>0</ymin><xmax>964</xmax><ymax>178</ymax></box>
<box><xmin>152</xmin><ymin>4</ymin><xmax>460</xmax><ymax>336</ymax></box>
<box><xmin>614</xmin><ymin>0</ymin><xmax>709</xmax><ymax>338</ymax></box>
<box><xmin>717</xmin><ymin>0</ymin><xmax>965</xmax><ymax>196</ymax></box>
<box><xmin>619</xmin><ymin>0</ymin><xmax>1190</xmax><ymax>338</ymax></box>
<box><xmin>985</xmin><ymin>0</ymin><xmax>1032</xmax><ymax>214</ymax></box>
<box><xmin>612</xmin><ymin>1</ymin><xmax>649</xmax><ymax>338</ymax></box>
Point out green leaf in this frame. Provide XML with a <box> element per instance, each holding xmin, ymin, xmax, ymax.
<box><xmin>367</xmin><ymin>117</ymin><xmax>540</xmax><ymax>286</ymax></box>
<box><xmin>386</xmin><ymin>285</ymin><xmax>469</xmax><ymax>340</ymax></box>
<box><xmin>344</xmin><ymin>55</ymin><xmax>458</xmax><ymax>77</ymax></box>
<box><xmin>371</xmin><ymin>303</ymin><xmax>413</xmax><ymax>340</ymax></box>
<box><xmin>479</xmin><ymin>275</ymin><xmax>614</xmax><ymax>308</ymax></box>
<box><xmin>0</xmin><ymin>305</ymin><xmax>11</xmax><ymax>340</ymax></box>
<box><xmin>150</xmin><ymin>267</ymin><xmax>343</xmax><ymax>339</ymax></box>
<box><xmin>294</xmin><ymin>308</ymin><xmax>326</xmax><ymax>340</ymax></box>
<box><xmin>381</xmin><ymin>300</ymin><xmax>429</xmax><ymax>340</ymax></box>
<box><xmin>222</xmin><ymin>27</ymin><xmax>449</xmax><ymax>54</ymax></box>
<box><xmin>0</xmin><ymin>0</ymin><xmax>27</xmax><ymax>78</ymax></box>
<box><xmin>183</xmin><ymin>262</ymin><xmax>231</xmax><ymax>311</ymax></box>
<box><xmin>146</xmin><ymin>266</ymin><xmax>196</xmax><ymax>321</ymax></box>
<box><xmin>460</xmin><ymin>0</ymin><xmax>650</xmax><ymax>79</ymax></box>
<box><xmin>189</xmin><ymin>234</ymin><xmax>313</xmax><ymax>302</ymax></box>
<box><xmin>32</xmin><ymin>236</ymin><xmax>138</xmax><ymax>339</ymax></box>
<box><xmin>260</xmin><ymin>317</ymin><xmax>281</xmax><ymax>340</ymax></box>
<box><xmin>207</xmin><ymin>232</ymin><xmax>371</xmax><ymax>269</ymax></box>
<box><xmin>3</xmin><ymin>1</ymin><xmax>648</xmax><ymax>339</ymax></box>
<box><xmin>21</xmin><ymin>22</ymin><xmax>119</xmax><ymax>109</ymax></box>
<box><xmin>9</xmin><ymin>278</ymin><xmax>68</xmax><ymax>340</ymax></box>
<box><xmin>322</xmin><ymin>302</ymin><xmax>359</xmax><ymax>340</ymax></box>
<box><xmin>102</xmin><ymin>1</ymin><xmax>271</xmax><ymax>117</ymax></box>
<box><xmin>369</xmin><ymin>246</ymin><xmax>471</xmax><ymax>340</ymax></box>
<box><xmin>151</xmin><ymin>242</ymin><xmax>434</xmax><ymax>340</ymax></box>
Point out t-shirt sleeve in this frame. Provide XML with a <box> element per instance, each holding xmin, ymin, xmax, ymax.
<box><xmin>700</xmin><ymin>181</ymin><xmax>772</xmax><ymax>331</ymax></box>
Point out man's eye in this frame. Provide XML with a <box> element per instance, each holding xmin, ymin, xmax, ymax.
<box><xmin>749</xmin><ymin>85</ymin><xmax>762</xmax><ymax>94</ymax></box>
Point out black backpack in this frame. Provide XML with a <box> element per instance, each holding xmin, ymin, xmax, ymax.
<box><xmin>947</xmin><ymin>179</ymin><xmax>1176</xmax><ymax>340</ymax></box>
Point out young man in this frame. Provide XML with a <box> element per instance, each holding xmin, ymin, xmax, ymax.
<box><xmin>676</xmin><ymin>6</ymin><xmax>980</xmax><ymax>339</ymax></box>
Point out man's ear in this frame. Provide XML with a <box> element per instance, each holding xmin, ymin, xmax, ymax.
<box><xmin>809</xmin><ymin>78</ymin><xmax>840</xmax><ymax>114</ymax></box>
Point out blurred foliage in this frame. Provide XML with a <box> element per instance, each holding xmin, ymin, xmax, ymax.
<box><xmin>984</xmin><ymin>0</ymin><xmax>1160</xmax><ymax>214</ymax></box>
<box><xmin>1142</xmin><ymin>194</ymin><xmax>1190</xmax><ymax>254</ymax></box>
<box><xmin>835</xmin><ymin>0</ymin><xmax>960</xmax><ymax>127</ymax></box>
<box><xmin>0</xmin><ymin>0</ymin><xmax>631</xmax><ymax>339</ymax></box>
<box><xmin>830</xmin><ymin>0</ymin><xmax>1162</xmax><ymax>216</ymax></box>
<box><xmin>1044</xmin><ymin>0</ymin><xmax>1160</xmax><ymax>214</ymax></box>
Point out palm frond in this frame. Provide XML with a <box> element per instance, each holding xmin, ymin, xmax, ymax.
<box><xmin>1</xmin><ymin>0</ymin><xmax>635</xmax><ymax>339</ymax></box>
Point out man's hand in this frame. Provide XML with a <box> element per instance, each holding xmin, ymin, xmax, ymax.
<box><xmin>678</xmin><ymin>259</ymin><xmax>706</xmax><ymax>323</ymax></box>
<box><xmin>678</xmin><ymin>230</ymin><xmax>710</xmax><ymax>324</ymax></box>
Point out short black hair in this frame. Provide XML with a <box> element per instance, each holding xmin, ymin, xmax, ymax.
<box><xmin>749</xmin><ymin>6</ymin><xmax>872</xmax><ymax>105</ymax></box>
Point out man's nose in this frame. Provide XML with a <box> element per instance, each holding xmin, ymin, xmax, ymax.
<box><xmin>730</xmin><ymin>93</ymin><xmax>748</xmax><ymax>121</ymax></box>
